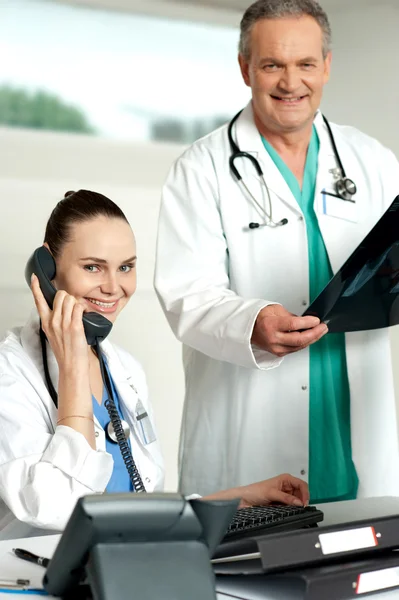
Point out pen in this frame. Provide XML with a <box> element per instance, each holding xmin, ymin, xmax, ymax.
<box><xmin>12</xmin><ymin>548</ymin><xmax>50</xmax><ymax>568</ymax></box>
<box><xmin>0</xmin><ymin>579</ymin><xmax>30</xmax><ymax>587</ymax></box>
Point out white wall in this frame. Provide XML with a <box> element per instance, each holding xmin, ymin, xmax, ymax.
<box><xmin>0</xmin><ymin>126</ymin><xmax>186</xmax><ymax>491</ymax></box>
<box><xmin>322</xmin><ymin>2</ymin><xmax>399</xmax><ymax>156</ymax></box>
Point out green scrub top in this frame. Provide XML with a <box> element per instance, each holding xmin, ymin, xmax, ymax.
<box><xmin>261</xmin><ymin>128</ymin><xmax>358</xmax><ymax>503</ymax></box>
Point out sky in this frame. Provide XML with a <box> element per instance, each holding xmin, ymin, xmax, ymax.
<box><xmin>0</xmin><ymin>0</ymin><xmax>250</xmax><ymax>140</ymax></box>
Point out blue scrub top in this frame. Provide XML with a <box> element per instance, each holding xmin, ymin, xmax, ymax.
<box><xmin>261</xmin><ymin>128</ymin><xmax>358</xmax><ymax>503</ymax></box>
<box><xmin>92</xmin><ymin>363</ymin><xmax>133</xmax><ymax>494</ymax></box>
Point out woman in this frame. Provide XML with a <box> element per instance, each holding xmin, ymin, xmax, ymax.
<box><xmin>0</xmin><ymin>190</ymin><xmax>308</xmax><ymax>539</ymax></box>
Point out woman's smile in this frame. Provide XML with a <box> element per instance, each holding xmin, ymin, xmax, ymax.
<box><xmin>84</xmin><ymin>297</ymin><xmax>121</xmax><ymax>313</ymax></box>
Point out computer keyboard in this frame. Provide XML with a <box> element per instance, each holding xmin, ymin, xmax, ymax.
<box><xmin>223</xmin><ymin>504</ymin><xmax>324</xmax><ymax>541</ymax></box>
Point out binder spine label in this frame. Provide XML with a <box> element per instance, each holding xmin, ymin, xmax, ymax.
<box><xmin>356</xmin><ymin>565</ymin><xmax>399</xmax><ymax>594</ymax></box>
<box><xmin>318</xmin><ymin>526</ymin><xmax>378</xmax><ymax>555</ymax></box>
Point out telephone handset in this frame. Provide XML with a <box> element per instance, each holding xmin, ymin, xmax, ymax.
<box><xmin>25</xmin><ymin>245</ymin><xmax>146</xmax><ymax>492</ymax></box>
<box><xmin>25</xmin><ymin>246</ymin><xmax>113</xmax><ymax>346</ymax></box>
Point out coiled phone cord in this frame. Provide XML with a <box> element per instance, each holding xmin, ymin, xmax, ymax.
<box><xmin>40</xmin><ymin>325</ymin><xmax>146</xmax><ymax>493</ymax></box>
<box><xmin>95</xmin><ymin>339</ymin><xmax>146</xmax><ymax>493</ymax></box>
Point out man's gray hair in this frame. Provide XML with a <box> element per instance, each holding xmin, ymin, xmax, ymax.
<box><xmin>239</xmin><ymin>0</ymin><xmax>332</xmax><ymax>60</ymax></box>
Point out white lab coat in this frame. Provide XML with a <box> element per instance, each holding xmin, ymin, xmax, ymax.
<box><xmin>155</xmin><ymin>102</ymin><xmax>399</xmax><ymax>498</ymax></box>
<box><xmin>0</xmin><ymin>312</ymin><xmax>164</xmax><ymax>539</ymax></box>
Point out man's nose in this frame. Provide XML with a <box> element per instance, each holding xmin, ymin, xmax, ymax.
<box><xmin>278</xmin><ymin>67</ymin><xmax>301</xmax><ymax>92</ymax></box>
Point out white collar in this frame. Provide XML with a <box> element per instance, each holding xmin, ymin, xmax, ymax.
<box><xmin>234</xmin><ymin>101</ymin><xmax>329</xmax><ymax>154</ymax></box>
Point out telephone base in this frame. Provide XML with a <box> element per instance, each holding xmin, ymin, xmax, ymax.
<box><xmin>86</xmin><ymin>540</ymin><xmax>217</xmax><ymax>600</ymax></box>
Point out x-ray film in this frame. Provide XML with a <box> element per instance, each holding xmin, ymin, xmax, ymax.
<box><xmin>304</xmin><ymin>196</ymin><xmax>399</xmax><ymax>332</ymax></box>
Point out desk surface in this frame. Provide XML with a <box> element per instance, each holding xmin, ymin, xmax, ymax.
<box><xmin>0</xmin><ymin>534</ymin><xmax>399</xmax><ymax>600</ymax></box>
<box><xmin>0</xmin><ymin>534</ymin><xmax>60</xmax><ymax>599</ymax></box>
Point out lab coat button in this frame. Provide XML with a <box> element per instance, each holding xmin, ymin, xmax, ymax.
<box><xmin>301</xmin><ymin>385</ymin><xmax>307</xmax><ymax>391</ymax></box>
<box><xmin>95</xmin><ymin>431</ymin><xmax>99</xmax><ymax>438</ymax></box>
<box><xmin>302</xmin><ymin>300</ymin><xmax>307</xmax><ymax>306</ymax></box>
<box><xmin>145</xmin><ymin>477</ymin><xmax>151</xmax><ymax>483</ymax></box>
<box><xmin>300</xmin><ymin>469</ymin><xmax>306</xmax><ymax>476</ymax></box>
<box><xmin>298</xmin><ymin>216</ymin><xmax>304</xmax><ymax>221</ymax></box>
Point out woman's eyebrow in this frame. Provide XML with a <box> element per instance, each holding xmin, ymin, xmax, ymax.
<box><xmin>79</xmin><ymin>256</ymin><xmax>107</xmax><ymax>263</ymax></box>
<box><xmin>79</xmin><ymin>256</ymin><xmax>137</xmax><ymax>263</ymax></box>
<box><xmin>123</xmin><ymin>256</ymin><xmax>137</xmax><ymax>263</ymax></box>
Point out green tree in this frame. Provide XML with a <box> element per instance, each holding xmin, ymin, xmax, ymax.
<box><xmin>0</xmin><ymin>86</ymin><xmax>95</xmax><ymax>134</ymax></box>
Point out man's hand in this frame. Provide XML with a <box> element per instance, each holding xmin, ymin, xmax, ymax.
<box><xmin>202</xmin><ymin>473</ymin><xmax>309</xmax><ymax>508</ymax></box>
<box><xmin>252</xmin><ymin>304</ymin><xmax>328</xmax><ymax>357</ymax></box>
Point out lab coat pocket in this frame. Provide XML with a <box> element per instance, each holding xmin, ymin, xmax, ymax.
<box><xmin>135</xmin><ymin>399</ymin><xmax>157</xmax><ymax>445</ymax></box>
<box><xmin>319</xmin><ymin>189</ymin><xmax>358</xmax><ymax>223</ymax></box>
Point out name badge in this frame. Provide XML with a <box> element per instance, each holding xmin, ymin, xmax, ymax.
<box><xmin>319</xmin><ymin>189</ymin><xmax>358</xmax><ymax>223</ymax></box>
<box><xmin>135</xmin><ymin>398</ymin><xmax>157</xmax><ymax>445</ymax></box>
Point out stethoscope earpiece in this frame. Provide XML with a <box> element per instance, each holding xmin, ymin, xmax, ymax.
<box><xmin>248</xmin><ymin>218</ymin><xmax>288</xmax><ymax>230</ymax></box>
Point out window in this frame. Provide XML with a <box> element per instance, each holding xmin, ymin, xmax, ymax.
<box><xmin>0</xmin><ymin>0</ymin><xmax>250</xmax><ymax>143</ymax></box>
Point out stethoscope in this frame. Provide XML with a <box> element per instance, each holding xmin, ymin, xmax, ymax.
<box><xmin>228</xmin><ymin>109</ymin><xmax>357</xmax><ymax>230</ymax></box>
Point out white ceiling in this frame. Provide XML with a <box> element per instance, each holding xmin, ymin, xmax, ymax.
<box><xmin>55</xmin><ymin>0</ymin><xmax>377</xmax><ymax>11</ymax></box>
<box><xmin>171</xmin><ymin>0</ymin><xmax>358</xmax><ymax>9</ymax></box>
<box><xmin>53</xmin><ymin>0</ymin><xmax>392</xmax><ymax>26</ymax></box>
<box><xmin>52</xmin><ymin>0</ymin><xmax>242</xmax><ymax>26</ymax></box>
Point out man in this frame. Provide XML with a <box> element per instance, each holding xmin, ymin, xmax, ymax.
<box><xmin>154</xmin><ymin>0</ymin><xmax>399</xmax><ymax>501</ymax></box>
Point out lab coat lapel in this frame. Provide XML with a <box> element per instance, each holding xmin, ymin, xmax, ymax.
<box><xmin>99</xmin><ymin>341</ymin><xmax>163</xmax><ymax>486</ymax></box>
<box><xmin>313</xmin><ymin>113</ymin><xmax>359</xmax><ymax>273</ymax></box>
<box><xmin>314</xmin><ymin>111</ymin><xmax>338</xmax><ymax>211</ymax></box>
<box><xmin>235</xmin><ymin>103</ymin><xmax>301</xmax><ymax>215</ymax></box>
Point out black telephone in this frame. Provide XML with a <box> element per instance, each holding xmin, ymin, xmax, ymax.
<box><xmin>25</xmin><ymin>246</ymin><xmax>113</xmax><ymax>346</ymax></box>
<box><xmin>25</xmin><ymin>245</ymin><xmax>146</xmax><ymax>493</ymax></box>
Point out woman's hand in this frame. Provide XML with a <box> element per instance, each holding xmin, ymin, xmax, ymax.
<box><xmin>31</xmin><ymin>273</ymin><xmax>89</xmax><ymax>372</ymax></box>
<box><xmin>236</xmin><ymin>474</ymin><xmax>309</xmax><ymax>508</ymax></box>
<box><xmin>202</xmin><ymin>473</ymin><xmax>309</xmax><ymax>508</ymax></box>
<box><xmin>31</xmin><ymin>273</ymin><xmax>95</xmax><ymax>448</ymax></box>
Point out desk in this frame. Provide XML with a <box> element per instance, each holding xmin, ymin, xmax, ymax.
<box><xmin>0</xmin><ymin>535</ymin><xmax>399</xmax><ymax>599</ymax></box>
<box><xmin>0</xmin><ymin>535</ymin><xmax>59</xmax><ymax>599</ymax></box>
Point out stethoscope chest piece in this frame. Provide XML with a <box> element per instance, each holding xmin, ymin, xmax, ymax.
<box><xmin>335</xmin><ymin>176</ymin><xmax>357</xmax><ymax>201</ymax></box>
<box><xmin>106</xmin><ymin>419</ymin><xmax>130</xmax><ymax>443</ymax></box>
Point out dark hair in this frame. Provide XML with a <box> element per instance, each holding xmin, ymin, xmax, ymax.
<box><xmin>239</xmin><ymin>0</ymin><xmax>331</xmax><ymax>61</ymax></box>
<box><xmin>44</xmin><ymin>190</ymin><xmax>129</xmax><ymax>258</ymax></box>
